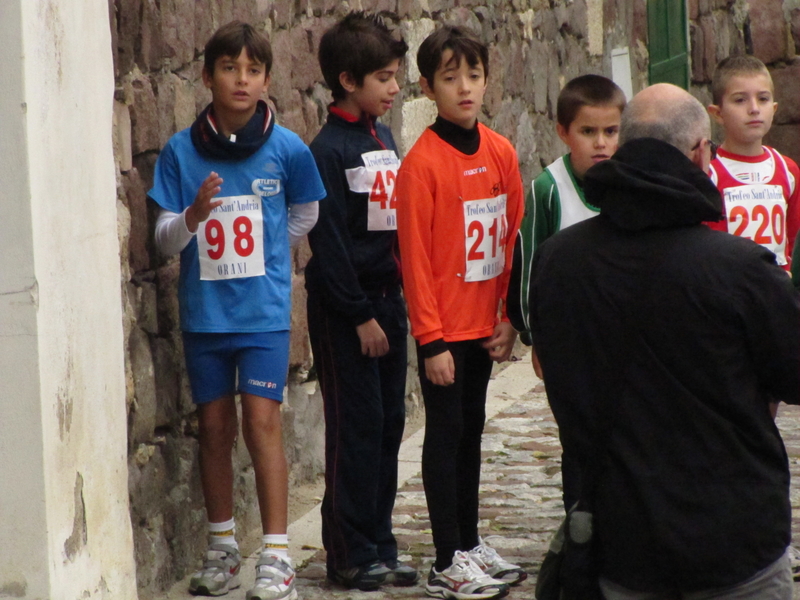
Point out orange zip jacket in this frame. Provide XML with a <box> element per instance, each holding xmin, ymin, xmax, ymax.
<box><xmin>396</xmin><ymin>125</ymin><xmax>524</xmax><ymax>345</ymax></box>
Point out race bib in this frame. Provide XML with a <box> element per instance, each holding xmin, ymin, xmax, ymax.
<box><xmin>198</xmin><ymin>195</ymin><xmax>266</xmax><ymax>280</ymax></box>
<box><xmin>345</xmin><ymin>150</ymin><xmax>400</xmax><ymax>231</ymax></box>
<box><xmin>724</xmin><ymin>184</ymin><xmax>787</xmax><ymax>264</ymax></box>
<box><xmin>463</xmin><ymin>195</ymin><xmax>508</xmax><ymax>282</ymax></box>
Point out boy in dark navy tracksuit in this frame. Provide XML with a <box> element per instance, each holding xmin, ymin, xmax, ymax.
<box><xmin>305</xmin><ymin>12</ymin><xmax>417</xmax><ymax>592</ymax></box>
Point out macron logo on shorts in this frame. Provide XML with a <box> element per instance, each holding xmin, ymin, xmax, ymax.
<box><xmin>248</xmin><ymin>378</ymin><xmax>277</xmax><ymax>389</ymax></box>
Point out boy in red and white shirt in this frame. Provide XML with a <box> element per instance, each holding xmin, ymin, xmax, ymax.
<box><xmin>706</xmin><ymin>55</ymin><xmax>799</xmax><ymax>271</ymax></box>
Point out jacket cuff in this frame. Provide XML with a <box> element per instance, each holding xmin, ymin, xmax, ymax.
<box><xmin>419</xmin><ymin>338</ymin><xmax>449</xmax><ymax>359</ymax></box>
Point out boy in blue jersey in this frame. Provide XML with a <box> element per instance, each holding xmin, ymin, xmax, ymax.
<box><xmin>305</xmin><ymin>12</ymin><xmax>417</xmax><ymax>592</ymax></box>
<box><xmin>149</xmin><ymin>21</ymin><xmax>325</xmax><ymax>600</ymax></box>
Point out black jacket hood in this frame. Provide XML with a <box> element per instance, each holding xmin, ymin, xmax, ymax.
<box><xmin>585</xmin><ymin>137</ymin><xmax>722</xmax><ymax>231</ymax></box>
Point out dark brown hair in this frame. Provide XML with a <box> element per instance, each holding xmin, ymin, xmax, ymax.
<box><xmin>417</xmin><ymin>25</ymin><xmax>489</xmax><ymax>89</ymax></box>
<box><xmin>318</xmin><ymin>11</ymin><xmax>408</xmax><ymax>101</ymax></box>
<box><xmin>204</xmin><ymin>21</ymin><xmax>273</xmax><ymax>76</ymax></box>
<box><xmin>711</xmin><ymin>55</ymin><xmax>771</xmax><ymax>105</ymax></box>
<box><xmin>556</xmin><ymin>74</ymin><xmax>626</xmax><ymax>129</ymax></box>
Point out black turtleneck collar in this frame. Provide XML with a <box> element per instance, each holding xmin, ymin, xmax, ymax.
<box><xmin>190</xmin><ymin>99</ymin><xmax>275</xmax><ymax>161</ymax></box>
<box><xmin>585</xmin><ymin>138</ymin><xmax>722</xmax><ymax>231</ymax></box>
<box><xmin>430</xmin><ymin>116</ymin><xmax>480</xmax><ymax>155</ymax></box>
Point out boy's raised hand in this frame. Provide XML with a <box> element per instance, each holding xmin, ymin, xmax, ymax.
<box><xmin>356</xmin><ymin>318</ymin><xmax>390</xmax><ymax>357</ymax></box>
<box><xmin>482</xmin><ymin>321</ymin><xmax>517</xmax><ymax>363</ymax></box>
<box><xmin>425</xmin><ymin>351</ymin><xmax>455</xmax><ymax>386</ymax></box>
<box><xmin>185</xmin><ymin>172</ymin><xmax>224</xmax><ymax>233</ymax></box>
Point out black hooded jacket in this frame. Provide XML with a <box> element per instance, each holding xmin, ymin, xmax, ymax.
<box><xmin>529</xmin><ymin>138</ymin><xmax>800</xmax><ymax>592</ymax></box>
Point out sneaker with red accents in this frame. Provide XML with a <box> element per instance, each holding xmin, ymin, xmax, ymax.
<box><xmin>468</xmin><ymin>537</ymin><xmax>527</xmax><ymax>585</ymax></box>
<box><xmin>188</xmin><ymin>543</ymin><xmax>241</xmax><ymax>596</ymax></box>
<box><xmin>246</xmin><ymin>554</ymin><xmax>297</xmax><ymax>600</ymax></box>
<box><xmin>425</xmin><ymin>550</ymin><xmax>509</xmax><ymax>600</ymax></box>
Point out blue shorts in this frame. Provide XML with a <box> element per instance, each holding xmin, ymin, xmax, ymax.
<box><xmin>182</xmin><ymin>331</ymin><xmax>290</xmax><ymax>404</ymax></box>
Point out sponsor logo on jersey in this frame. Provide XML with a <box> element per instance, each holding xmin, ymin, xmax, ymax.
<box><xmin>463</xmin><ymin>166</ymin><xmax>487</xmax><ymax>176</ymax></box>
<box><xmin>252</xmin><ymin>178</ymin><xmax>281</xmax><ymax>198</ymax></box>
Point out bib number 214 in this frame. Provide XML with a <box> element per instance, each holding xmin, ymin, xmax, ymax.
<box><xmin>463</xmin><ymin>195</ymin><xmax>508</xmax><ymax>282</ymax></box>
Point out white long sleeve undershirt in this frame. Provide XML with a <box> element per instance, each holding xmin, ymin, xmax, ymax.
<box><xmin>154</xmin><ymin>201</ymin><xmax>320</xmax><ymax>256</ymax></box>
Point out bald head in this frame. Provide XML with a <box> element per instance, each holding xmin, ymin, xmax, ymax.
<box><xmin>620</xmin><ymin>83</ymin><xmax>710</xmax><ymax>156</ymax></box>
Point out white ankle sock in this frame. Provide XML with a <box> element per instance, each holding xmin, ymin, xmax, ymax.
<box><xmin>262</xmin><ymin>533</ymin><xmax>290</xmax><ymax>562</ymax></box>
<box><xmin>208</xmin><ymin>518</ymin><xmax>238</xmax><ymax>548</ymax></box>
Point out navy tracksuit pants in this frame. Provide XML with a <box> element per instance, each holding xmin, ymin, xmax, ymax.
<box><xmin>307</xmin><ymin>290</ymin><xmax>408</xmax><ymax>571</ymax></box>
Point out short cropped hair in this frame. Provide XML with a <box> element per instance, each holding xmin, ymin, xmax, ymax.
<box><xmin>620</xmin><ymin>92</ymin><xmax>709</xmax><ymax>155</ymax></box>
<box><xmin>318</xmin><ymin>12</ymin><xmax>408</xmax><ymax>101</ymax></box>
<box><xmin>417</xmin><ymin>25</ymin><xmax>489</xmax><ymax>89</ymax></box>
<box><xmin>557</xmin><ymin>75</ymin><xmax>627</xmax><ymax>129</ymax></box>
<box><xmin>711</xmin><ymin>55</ymin><xmax>771</xmax><ymax>105</ymax></box>
<box><xmin>204</xmin><ymin>21</ymin><xmax>273</xmax><ymax>76</ymax></box>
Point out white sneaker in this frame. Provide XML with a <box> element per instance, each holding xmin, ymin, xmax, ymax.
<box><xmin>246</xmin><ymin>554</ymin><xmax>298</xmax><ymax>600</ymax></box>
<box><xmin>425</xmin><ymin>550</ymin><xmax>509</xmax><ymax>599</ymax></box>
<box><xmin>188</xmin><ymin>543</ymin><xmax>241</xmax><ymax>596</ymax></box>
<box><xmin>468</xmin><ymin>538</ymin><xmax>527</xmax><ymax>585</ymax></box>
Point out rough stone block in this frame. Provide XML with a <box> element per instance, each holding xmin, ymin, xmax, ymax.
<box><xmin>289</xmin><ymin>275</ymin><xmax>310</xmax><ymax>369</ymax></box>
<box><xmin>531</xmin><ymin>39</ymin><xmax>549</xmax><ymax>115</ymax></box>
<box><xmin>291</xmin><ymin>26</ymin><xmax>321</xmax><ymax>92</ymax></box>
<box><xmin>139</xmin><ymin>0</ymin><xmax>163</xmax><ymax>72</ymax></box>
<box><xmin>118</xmin><ymin>198</ymin><xmax>133</xmax><ymax>285</ymax></box>
<box><xmin>114</xmin><ymin>101</ymin><xmax>133</xmax><ymax>173</ymax></box>
<box><xmin>127</xmin><ymin>71</ymin><xmax>160</xmax><ymax>155</ymax></box>
<box><xmin>130</xmin><ymin>327</ymin><xmax>157</xmax><ymax>446</ymax></box>
<box><xmin>116</xmin><ymin>0</ymin><xmax>142</xmax><ymax>75</ymax></box>
<box><xmin>566</xmin><ymin>0</ymin><xmax>588</xmax><ymax>40</ymax></box>
<box><xmin>792</xmin><ymin>8</ymin><xmax>800</xmax><ymax>54</ymax></box>
<box><xmin>152</xmin><ymin>336</ymin><xmax>180</xmax><ymax>427</ymax></box>
<box><xmin>764</xmin><ymin>124</ymin><xmax>800</xmax><ymax>166</ymax></box>
<box><xmin>484</xmin><ymin>45</ymin><xmax>504</xmax><ymax>118</ymax></box>
<box><xmin>401</xmin><ymin>18</ymin><xmax>436</xmax><ymax>84</ymax></box>
<box><xmin>156</xmin><ymin>261</ymin><xmax>181</xmax><ymax>333</ymax></box>
<box><xmin>504</xmin><ymin>40</ymin><xmax>525</xmax><ymax>98</ymax></box>
<box><xmin>293</xmin><ymin>237</ymin><xmax>313</xmax><ymax>272</ymax></box>
<box><xmin>124</xmin><ymin>168</ymin><xmax>152</xmax><ymax>274</ymax></box>
<box><xmin>138</xmin><ymin>281</ymin><xmax>159</xmax><ymax>334</ymax></box>
<box><xmin>398</xmin><ymin>0</ymin><xmax>428</xmax><ymax>19</ymax></box>
<box><xmin>272</xmin><ymin>0</ymin><xmax>295</xmax><ymax>28</ymax></box>
<box><xmin>279</xmin><ymin>95</ymin><xmax>307</xmax><ymax>140</ymax></box>
<box><xmin>515</xmin><ymin>110</ymin><xmax>537</xmax><ymax>173</ymax></box>
<box><xmin>161</xmin><ymin>0</ymin><xmax>196</xmax><ymax>69</ymax></box>
<box><xmin>771</xmin><ymin>64</ymin><xmax>800</xmax><ymax>124</ymax></box>
<box><xmin>586</xmin><ymin>0</ymin><xmax>603</xmax><ymax>56</ymax></box>
<box><xmin>700</xmin><ymin>15</ymin><xmax>717</xmax><ymax>83</ymax></box>
<box><xmin>688</xmin><ymin>0</ymin><xmax>699</xmax><ymax>19</ymax></box>
<box><xmin>400</xmin><ymin>97</ymin><xmax>438</xmax><ymax>156</ymax></box>
<box><xmin>748</xmin><ymin>0</ymin><xmax>788</xmax><ymax>65</ymax></box>
<box><xmin>269</xmin><ymin>29</ymin><xmax>298</xmax><ymax>111</ymax></box>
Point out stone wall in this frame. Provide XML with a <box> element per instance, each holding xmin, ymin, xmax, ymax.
<box><xmin>689</xmin><ymin>0</ymin><xmax>800</xmax><ymax>163</ymax></box>
<box><xmin>110</xmin><ymin>0</ymin><xmax>647</xmax><ymax>595</ymax></box>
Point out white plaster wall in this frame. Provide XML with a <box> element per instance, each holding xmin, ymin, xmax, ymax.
<box><xmin>0</xmin><ymin>1</ymin><xmax>50</xmax><ymax>597</ymax></box>
<box><xmin>0</xmin><ymin>0</ymin><xmax>137</xmax><ymax>598</ymax></box>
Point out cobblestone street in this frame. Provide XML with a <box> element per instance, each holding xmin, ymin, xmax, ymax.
<box><xmin>160</xmin><ymin>352</ymin><xmax>800</xmax><ymax>599</ymax></box>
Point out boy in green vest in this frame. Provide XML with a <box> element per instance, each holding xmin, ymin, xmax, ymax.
<box><xmin>508</xmin><ymin>73</ymin><xmax>625</xmax><ymax>512</ymax></box>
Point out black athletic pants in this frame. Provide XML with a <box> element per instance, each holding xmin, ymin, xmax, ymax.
<box><xmin>418</xmin><ymin>338</ymin><xmax>493</xmax><ymax>571</ymax></box>
<box><xmin>307</xmin><ymin>290</ymin><xmax>408</xmax><ymax>571</ymax></box>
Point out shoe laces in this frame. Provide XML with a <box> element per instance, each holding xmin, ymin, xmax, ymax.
<box><xmin>452</xmin><ymin>550</ymin><xmax>490</xmax><ymax>581</ymax></box>
<box><xmin>472</xmin><ymin>540</ymin><xmax>501</xmax><ymax>565</ymax></box>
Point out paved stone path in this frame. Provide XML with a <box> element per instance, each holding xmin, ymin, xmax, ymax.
<box><xmin>159</xmin><ymin>353</ymin><xmax>800</xmax><ymax>599</ymax></box>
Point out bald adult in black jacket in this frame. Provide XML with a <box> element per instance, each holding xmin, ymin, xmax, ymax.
<box><xmin>529</xmin><ymin>83</ymin><xmax>800</xmax><ymax>599</ymax></box>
